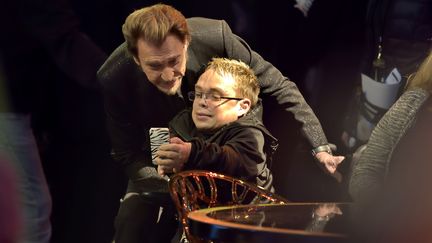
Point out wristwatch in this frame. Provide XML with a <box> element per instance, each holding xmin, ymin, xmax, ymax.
<box><xmin>311</xmin><ymin>144</ymin><xmax>332</xmax><ymax>157</ymax></box>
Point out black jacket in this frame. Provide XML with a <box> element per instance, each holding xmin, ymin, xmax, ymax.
<box><xmin>169</xmin><ymin>102</ymin><xmax>277</xmax><ymax>191</ymax></box>
<box><xmin>97</xmin><ymin>17</ymin><xmax>327</xmax><ymax>191</ymax></box>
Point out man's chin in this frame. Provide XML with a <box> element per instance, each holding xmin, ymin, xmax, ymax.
<box><xmin>158</xmin><ymin>82</ymin><xmax>181</xmax><ymax>95</ymax></box>
<box><xmin>163</xmin><ymin>89</ymin><xmax>177</xmax><ymax>95</ymax></box>
<box><xmin>159</xmin><ymin>86</ymin><xmax>179</xmax><ymax>95</ymax></box>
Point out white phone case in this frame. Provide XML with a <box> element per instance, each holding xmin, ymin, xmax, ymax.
<box><xmin>149</xmin><ymin>127</ymin><xmax>170</xmax><ymax>165</ymax></box>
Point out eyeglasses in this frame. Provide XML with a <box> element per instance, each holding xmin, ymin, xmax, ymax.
<box><xmin>188</xmin><ymin>91</ymin><xmax>243</xmax><ymax>103</ymax></box>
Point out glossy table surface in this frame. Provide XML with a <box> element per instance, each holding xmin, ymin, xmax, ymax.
<box><xmin>188</xmin><ymin>202</ymin><xmax>352</xmax><ymax>243</ymax></box>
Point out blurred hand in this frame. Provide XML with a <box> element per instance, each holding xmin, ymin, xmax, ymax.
<box><xmin>314</xmin><ymin>203</ymin><xmax>343</xmax><ymax>218</ymax></box>
<box><xmin>315</xmin><ymin>152</ymin><xmax>344</xmax><ymax>182</ymax></box>
<box><xmin>341</xmin><ymin>131</ymin><xmax>350</xmax><ymax>148</ymax></box>
<box><xmin>155</xmin><ymin>137</ymin><xmax>191</xmax><ymax>176</ymax></box>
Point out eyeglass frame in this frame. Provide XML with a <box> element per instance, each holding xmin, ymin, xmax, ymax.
<box><xmin>187</xmin><ymin>91</ymin><xmax>243</xmax><ymax>103</ymax></box>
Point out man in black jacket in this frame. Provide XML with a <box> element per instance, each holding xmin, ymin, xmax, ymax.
<box><xmin>97</xmin><ymin>3</ymin><xmax>344</xmax><ymax>242</ymax></box>
<box><xmin>1</xmin><ymin>0</ymin><xmax>107</xmax><ymax>242</ymax></box>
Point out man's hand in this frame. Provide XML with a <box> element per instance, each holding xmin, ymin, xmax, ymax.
<box><xmin>155</xmin><ymin>137</ymin><xmax>191</xmax><ymax>176</ymax></box>
<box><xmin>315</xmin><ymin>152</ymin><xmax>344</xmax><ymax>182</ymax></box>
<box><xmin>314</xmin><ymin>203</ymin><xmax>343</xmax><ymax>219</ymax></box>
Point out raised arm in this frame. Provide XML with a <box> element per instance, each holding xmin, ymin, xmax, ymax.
<box><xmin>219</xmin><ymin>20</ymin><xmax>328</xmax><ymax>149</ymax></box>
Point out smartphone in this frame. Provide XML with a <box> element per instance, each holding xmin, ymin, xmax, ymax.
<box><xmin>149</xmin><ymin>127</ymin><xmax>170</xmax><ymax>165</ymax></box>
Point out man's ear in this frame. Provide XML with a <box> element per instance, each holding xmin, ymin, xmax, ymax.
<box><xmin>237</xmin><ymin>99</ymin><xmax>251</xmax><ymax>117</ymax></box>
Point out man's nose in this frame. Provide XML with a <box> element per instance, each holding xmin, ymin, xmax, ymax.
<box><xmin>160</xmin><ymin>68</ymin><xmax>174</xmax><ymax>81</ymax></box>
<box><xmin>197</xmin><ymin>94</ymin><xmax>209</xmax><ymax>107</ymax></box>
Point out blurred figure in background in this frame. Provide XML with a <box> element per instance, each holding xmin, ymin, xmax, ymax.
<box><xmin>0</xmin><ymin>0</ymin><xmax>107</xmax><ymax>242</ymax></box>
<box><xmin>0</xmin><ymin>156</ymin><xmax>22</xmax><ymax>243</ymax></box>
<box><xmin>349</xmin><ymin>50</ymin><xmax>432</xmax><ymax>243</ymax></box>
<box><xmin>0</xmin><ymin>61</ymin><xmax>22</xmax><ymax>243</ymax></box>
<box><xmin>341</xmin><ymin>0</ymin><xmax>432</xmax><ymax>153</ymax></box>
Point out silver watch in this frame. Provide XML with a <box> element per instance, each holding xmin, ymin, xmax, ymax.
<box><xmin>311</xmin><ymin>144</ymin><xmax>332</xmax><ymax>157</ymax></box>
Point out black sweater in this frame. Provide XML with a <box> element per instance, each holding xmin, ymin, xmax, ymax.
<box><xmin>169</xmin><ymin>102</ymin><xmax>277</xmax><ymax>191</ymax></box>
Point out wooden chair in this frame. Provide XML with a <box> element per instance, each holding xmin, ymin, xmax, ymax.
<box><xmin>168</xmin><ymin>170</ymin><xmax>289</xmax><ymax>243</ymax></box>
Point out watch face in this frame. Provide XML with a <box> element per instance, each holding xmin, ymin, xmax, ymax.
<box><xmin>149</xmin><ymin>127</ymin><xmax>170</xmax><ymax>165</ymax></box>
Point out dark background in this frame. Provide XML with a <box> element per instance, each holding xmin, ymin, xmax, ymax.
<box><xmin>3</xmin><ymin>0</ymin><xmax>369</xmax><ymax>242</ymax></box>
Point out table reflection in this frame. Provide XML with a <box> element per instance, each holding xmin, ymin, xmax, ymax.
<box><xmin>188</xmin><ymin>203</ymin><xmax>351</xmax><ymax>243</ymax></box>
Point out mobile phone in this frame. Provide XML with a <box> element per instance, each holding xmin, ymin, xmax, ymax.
<box><xmin>149</xmin><ymin>127</ymin><xmax>170</xmax><ymax>165</ymax></box>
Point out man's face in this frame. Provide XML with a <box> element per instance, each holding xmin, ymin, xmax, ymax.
<box><xmin>192</xmin><ymin>70</ymin><xmax>244</xmax><ymax>132</ymax></box>
<box><xmin>134</xmin><ymin>34</ymin><xmax>188</xmax><ymax>95</ymax></box>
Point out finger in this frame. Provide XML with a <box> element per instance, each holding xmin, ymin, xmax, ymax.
<box><xmin>170</xmin><ymin>137</ymin><xmax>184</xmax><ymax>144</ymax></box>
<box><xmin>159</xmin><ymin>165</ymin><xmax>173</xmax><ymax>174</ymax></box>
<box><xmin>157</xmin><ymin>166</ymin><xmax>165</xmax><ymax>176</ymax></box>
<box><xmin>155</xmin><ymin>157</ymin><xmax>175</xmax><ymax>166</ymax></box>
<box><xmin>158</xmin><ymin>143</ymin><xmax>179</xmax><ymax>152</ymax></box>
<box><xmin>156</xmin><ymin>150</ymin><xmax>179</xmax><ymax>160</ymax></box>
<box><xmin>334</xmin><ymin>156</ymin><xmax>345</xmax><ymax>165</ymax></box>
<box><xmin>326</xmin><ymin>164</ymin><xmax>336</xmax><ymax>174</ymax></box>
<box><xmin>333</xmin><ymin>207</ymin><xmax>343</xmax><ymax>215</ymax></box>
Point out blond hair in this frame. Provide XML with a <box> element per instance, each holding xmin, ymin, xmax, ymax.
<box><xmin>122</xmin><ymin>4</ymin><xmax>191</xmax><ymax>57</ymax></box>
<box><xmin>406</xmin><ymin>50</ymin><xmax>432</xmax><ymax>94</ymax></box>
<box><xmin>206</xmin><ymin>58</ymin><xmax>260</xmax><ymax>107</ymax></box>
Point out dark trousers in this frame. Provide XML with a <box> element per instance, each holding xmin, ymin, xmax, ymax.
<box><xmin>114</xmin><ymin>189</ymin><xmax>178</xmax><ymax>243</ymax></box>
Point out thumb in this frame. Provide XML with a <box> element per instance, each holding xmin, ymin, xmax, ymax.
<box><xmin>170</xmin><ymin>137</ymin><xmax>184</xmax><ymax>144</ymax></box>
<box><xmin>334</xmin><ymin>156</ymin><xmax>345</xmax><ymax>165</ymax></box>
<box><xmin>157</xmin><ymin>166</ymin><xmax>165</xmax><ymax>176</ymax></box>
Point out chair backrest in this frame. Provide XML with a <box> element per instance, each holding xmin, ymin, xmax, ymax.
<box><xmin>169</xmin><ymin>170</ymin><xmax>289</xmax><ymax>242</ymax></box>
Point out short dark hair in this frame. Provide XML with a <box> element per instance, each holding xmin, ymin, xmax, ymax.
<box><xmin>122</xmin><ymin>4</ymin><xmax>191</xmax><ymax>58</ymax></box>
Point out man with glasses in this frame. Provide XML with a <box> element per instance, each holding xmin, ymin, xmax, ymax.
<box><xmin>97</xmin><ymin>3</ymin><xmax>344</xmax><ymax>243</ymax></box>
<box><xmin>157</xmin><ymin>58</ymin><xmax>277</xmax><ymax>194</ymax></box>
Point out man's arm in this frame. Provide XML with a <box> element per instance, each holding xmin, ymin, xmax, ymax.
<box><xmin>217</xmin><ymin>19</ymin><xmax>344</xmax><ymax>172</ymax></box>
<box><xmin>97</xmin><ymin>45</ymin><xmax>153</xmax><ymax>182</ymax></box>
<box><xmin>218</xmin><ymin>20</ymin><xmax>327</xmax><ymax>148</ymax></box>
<box><xmin>186</xmin><ymin>18</ymin><xmax>325</xmax><ymax>147</ymax></box>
